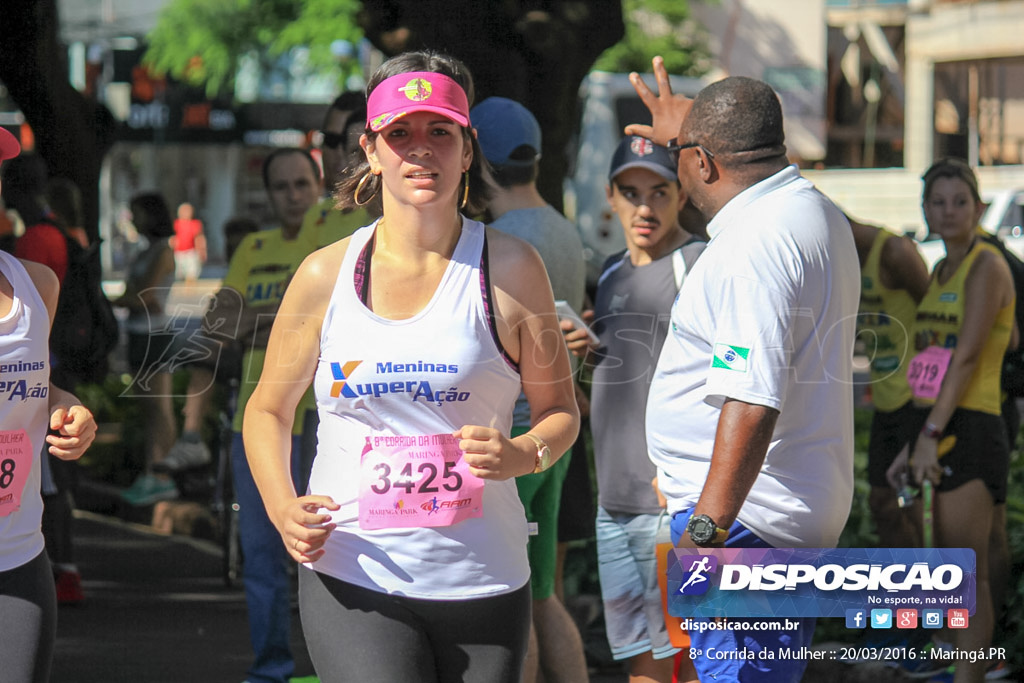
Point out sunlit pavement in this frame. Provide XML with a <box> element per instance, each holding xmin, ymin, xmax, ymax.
<box><xmin>51</xmin><ymin>511</ymin><xmax>315</xmax><ymax>683</ymax></box>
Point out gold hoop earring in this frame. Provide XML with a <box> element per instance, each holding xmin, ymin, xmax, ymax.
<box><xmin>354</xmin><ymin>172</ymin><xmax>378</xmax><ymax>206</ymax></box>
<box><xmin>460</xmin><ymin>171</ymin><xmax>470</xmax><ymax>210</ymax></box>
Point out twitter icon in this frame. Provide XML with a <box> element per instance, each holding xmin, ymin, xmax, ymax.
<box><xmin>870</xmin><ymin>609</ymin><xmax>892</xmax><ymax>629</ymax></box>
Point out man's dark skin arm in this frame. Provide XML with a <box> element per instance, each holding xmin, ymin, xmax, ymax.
<box><xmin>677</xmin><ymin>398</ymin><xmax>779</xmax><ymax>548</ymax></box>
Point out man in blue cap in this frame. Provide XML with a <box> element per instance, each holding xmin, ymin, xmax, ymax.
<box><xmin>471</xmin><ymin>96</ymin><xmax>588</xmax><ymax>683</ymax></box>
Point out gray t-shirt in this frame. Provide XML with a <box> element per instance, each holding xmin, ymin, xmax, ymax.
<box><xmin>492</xmin><ymin>205</ymin><xmax>586</xmax><ymax>427</ymax></box>
<box><xmin>590</xmin><ymin>239</ymin><xmax>706</xmax><ymax>514</ymax></box>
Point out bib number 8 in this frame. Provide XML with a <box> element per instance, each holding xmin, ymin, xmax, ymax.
<box><xmin>0</xmin><ymin>458</ymin><xmax>15</xmax><ymax>489</ymax></box>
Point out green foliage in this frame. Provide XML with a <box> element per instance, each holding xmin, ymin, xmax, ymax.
<box><xmin>592</xmin><ymin>0</ymin><xmax>712</xmax><ymax>77</ymax></box>
<box><xmin>273</xmin><ymin>0</ymin><xmax>363</xmax><ymax>69</ymax></box>
<box><xmin>73</xmin><ymin>374</ymin><xmax>146</xmax><ymax>484</ymax></box>
<box><xmin>144</xmin><ymin>0</ymin><xmax>362</xmax><ymax>98</ymax></box>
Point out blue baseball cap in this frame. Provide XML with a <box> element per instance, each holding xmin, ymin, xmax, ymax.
<box><xmin>470</xmin><ymin>97</ymin><xmax>542</xmax><ymax>167</ymax></box>
<box><xmin>609</xmin><ymin>136</ymin><xmax>678</xmax><ymax>184</ymax></box>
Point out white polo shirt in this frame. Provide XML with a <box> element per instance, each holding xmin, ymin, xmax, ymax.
<box><xmin>646</xmin><ymin>165</ymin><xmax>859</xmax><ymax>548</ymax></box>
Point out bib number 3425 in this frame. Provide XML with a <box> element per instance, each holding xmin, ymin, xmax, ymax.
<box><xmin>358</xmin><ymin>433</ymin><xmax>483</xmax><ymax>530</ymax></box>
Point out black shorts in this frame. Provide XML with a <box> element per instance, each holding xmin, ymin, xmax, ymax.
<box><xmin>908</xmin><ymin>407</ymin><xmax>1010</xmax><ymax>504</ymax></box>
<box><xmin>867</xmin><ymin>402</ymin><xmax>918</xmax><ymax>488</ymax></box>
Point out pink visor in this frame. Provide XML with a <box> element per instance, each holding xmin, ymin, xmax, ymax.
<box><xmin>366</xmin><ymin>72</ymin><xmax>470</xmax><ymax>132</ymax></box>
<box><xmin>0</xmin><ymin>127</ymin><xmax>20</xmax><ymax>161</ymax></box>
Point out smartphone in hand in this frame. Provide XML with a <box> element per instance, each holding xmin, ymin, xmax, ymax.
<box><xmin>555</xmin><ymin>300</ymin><xmax>599</xmax><ymax>345</ymax></box>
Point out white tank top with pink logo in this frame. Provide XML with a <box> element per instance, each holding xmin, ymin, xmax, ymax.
<box><xmin>0</xmin><ymin>252</ymin><xmax>52</xmax><ymax>572</ymax></box>
<box><xmin>308</xmin><ymin>217</ymin><xmax>529</xmax><ymax>599</ymax></box>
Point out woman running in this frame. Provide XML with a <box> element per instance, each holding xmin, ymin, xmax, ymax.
<box><xmin>242</xmin><ymin>51</ymin><xmax>579</xmax><ymax>682</ymax></box>
<box><xmin>1</xmin><ymin>127</ymin><xmax>97</xmax><ymax>682</ymax></box>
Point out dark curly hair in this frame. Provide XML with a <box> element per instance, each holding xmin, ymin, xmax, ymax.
<box><xmin>334</xmin><ymin>50</ymin><xmax>490</xmax><ymax>218</ymax></box>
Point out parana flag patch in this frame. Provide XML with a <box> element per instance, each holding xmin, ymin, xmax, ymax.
<box><xmin>712</xmin><ymin>344</ymin><xmax>750</xmax><ymax>372</ymax></box>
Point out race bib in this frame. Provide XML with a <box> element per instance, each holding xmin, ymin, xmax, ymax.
<box><xmin>358</xmin><ymin>433</ymin><xmax>483</xmax><ymax>530</ymax></box>
<box><xmin>907</xmin><ymin>346</ymin><xmax>952</xmax><ymax>400</ymax></box>
<box><xmin>0</xmin><ymin>430</ymin><xmax>32</xmax><ymax>517</ymax></box>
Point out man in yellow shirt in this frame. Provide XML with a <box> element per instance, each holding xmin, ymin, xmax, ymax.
<box><xmin>223</xmin><ymin>148</ymin><xmax>322</xmax><ymax>683</ymax></box>
<box><xmin>159</xmin><ymin>148</ymin><xmax>321</xmax><ymax>683</ymax></box>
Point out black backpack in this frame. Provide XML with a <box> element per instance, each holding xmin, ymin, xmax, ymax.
<box><xmin>49</xmin><ymin>222</ymin><xmax>119</xmax><ymax>386</ymax></box>
<box><xmin>979</xmin><ymin>232</ymin><xmax>1024</xmax><ymax>397</ymax></box>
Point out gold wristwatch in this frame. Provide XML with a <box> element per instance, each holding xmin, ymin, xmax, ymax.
<box><xmin>523</xmin><ymin>433</ymin><xmax>551</xmax><ymax>474</ymax></box>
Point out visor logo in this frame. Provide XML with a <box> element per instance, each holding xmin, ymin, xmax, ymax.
<box><xmin>400</xmin><ymin>78</ymin><xmax>433</xmax><ymax>102</ymax></box>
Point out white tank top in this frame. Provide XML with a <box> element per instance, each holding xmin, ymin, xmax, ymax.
<box><xmin>308</xmin><ymin>217</ymin><xmax>529</xmax><ymax>599</ymax></box>
<box><xmin>0</xmin><ymin>252</ymin><xmax>51</xmax><ymax>571</ymax></box>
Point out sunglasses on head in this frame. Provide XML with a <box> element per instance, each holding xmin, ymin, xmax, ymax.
<box><xmin>320</xmin><ymin>131</ymin><xmax>347</xmax><ymax>149</ymax></box>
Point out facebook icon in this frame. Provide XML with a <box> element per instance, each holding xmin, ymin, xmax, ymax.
<box><xmin>845</xmin><ymin>609</ymin><xmax>866</xmax><ymax>629</ymax></box>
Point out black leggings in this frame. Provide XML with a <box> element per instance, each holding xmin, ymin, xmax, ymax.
<box><xmin>0</xmin><ymin>551</ymin><xmax>57</xmax><ymax>683</ymax></box>
<box><xmin>298</xmin><ymin>566</ymin><xmax>531</xmax><ymax>683</ymax></box>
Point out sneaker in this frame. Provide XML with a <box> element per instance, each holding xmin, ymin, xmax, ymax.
<box><xmin>54</xmin><ymin>568</ymin><xmax>84</xmax><ymax>605</ymax></box>
<box><xmin>985</xmin><ymin>660</ymin><xmax>1012</xmax><ymax>680</ymax></box>
<box><xmin>120</xmin><ymin>473</ymin><xmax>179</xmax><ymax>506</ymax></box>
<box><xmin>153</xmin><ymin>434</ymin><xmax>211</xmax><ymax>473</ymax></box>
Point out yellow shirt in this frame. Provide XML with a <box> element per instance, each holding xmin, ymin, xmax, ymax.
<box><xmin>912</xmin><ymin>240</ymin><xmax>1014</xmax><ymax>415</ymax></box>
<box><xmin>859</xmin><ymin>229</ymin><xmax>917</xmax><ymax>412</ymax></box>
<box><xmin>223</xmin><ymin>229</ymin><xmax>316</xmax><ymax>433</ymax></box>
<box><xmin>299</xmin><ymin>198</ymin><xmax>371</xmax><ymax>250</ymax></box>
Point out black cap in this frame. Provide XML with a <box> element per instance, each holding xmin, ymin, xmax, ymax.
<box><xmin>609</xmin><ymin>136</ymin><xmax>678</xmax><ymax>183</ymax></box>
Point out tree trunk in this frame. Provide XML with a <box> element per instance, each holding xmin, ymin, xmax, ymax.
<box><xmin>359</xmin><ymin>0</ymin><xmax>624</xmax><ymax>211</ymax></box>
<box><xmin>0</xmin><ymin>0</ymin><xmax>118</xmax><ymax>246</ymax></box>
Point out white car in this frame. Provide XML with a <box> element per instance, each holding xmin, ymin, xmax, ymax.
<box><xmin>916</xmin><ymin>188</ymin><xmax>1024</xmax><ymax>270</ymax></box>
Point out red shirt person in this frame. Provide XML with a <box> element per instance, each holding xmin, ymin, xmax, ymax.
<box><xmin>171</xmin><ymin>202</ymin><xmax>207</xmax><ymax>282</ymax></box>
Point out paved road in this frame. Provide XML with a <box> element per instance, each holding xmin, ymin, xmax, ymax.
<box><xmin>51</xmin><ymin>511</ymin><xmax>629</xmax><ymax>683</ymax></box>
<box><xmin>52</xmin><ymin>511</ymin><xmax>316</xmax><ymax>683</ymax></box>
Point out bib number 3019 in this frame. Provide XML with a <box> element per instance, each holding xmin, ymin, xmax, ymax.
<box><xmin>907</xmin><ymin>346</ymin><xmax>952</xmax><ymax>401</ymax></box>
<box><xmin>358</xmin><ymin>433</ymin><xmax>483</xmax><ymax>530</ymax></box>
